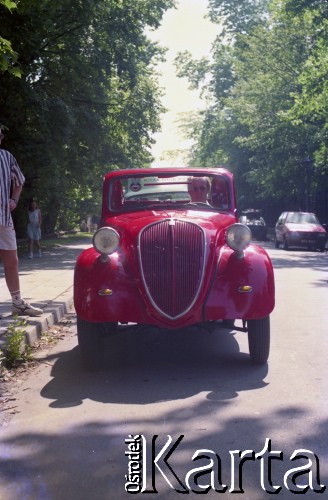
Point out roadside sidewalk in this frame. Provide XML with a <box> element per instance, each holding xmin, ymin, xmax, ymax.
<box><xmin>0</xmin><ymin>238</ymin><xmax>91</xmax><ymax>349</ymax></box>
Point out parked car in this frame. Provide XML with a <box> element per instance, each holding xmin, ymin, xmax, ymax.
<box><xmin>275</xmin><ymin>211</ymin><xmax>327</xmax><ymax>251</ymax></box>
<box><xmin>74</xmin><ymin>168</ymin><xmax>275</xmax><ymax>369</ymax></box>
<box><xmin>239</xmin><ymin>209</ymin><xmax>267</xmax><ymax>241</ymax></box>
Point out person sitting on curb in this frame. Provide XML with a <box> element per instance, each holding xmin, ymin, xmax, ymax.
<box><xmin>0</xmin><ymin>127</ymin><xmax>43</xmax><ymax>318</ymax></box>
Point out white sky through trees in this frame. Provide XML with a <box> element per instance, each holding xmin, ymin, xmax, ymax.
<box><xmin>149</xmin><ymin>0</ymin><xmax>218</xmax><ymax>167</ymax></box>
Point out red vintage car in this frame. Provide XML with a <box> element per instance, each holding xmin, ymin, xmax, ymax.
<box><xmin>74</xmin><ymin>168</ymin><xmax>275</xmax><ymax>369</ymax></box>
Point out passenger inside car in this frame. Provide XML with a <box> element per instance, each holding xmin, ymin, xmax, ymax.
<box><xmin>210</xmin><ymin>177</ymin><xmax>229</xmax><ymax>208</ymax></box>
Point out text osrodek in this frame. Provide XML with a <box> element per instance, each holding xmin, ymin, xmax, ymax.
<box><xmin>124</xmin><ymin>435</ymin><xmax>325</xmax><ymax>495</ymax></box>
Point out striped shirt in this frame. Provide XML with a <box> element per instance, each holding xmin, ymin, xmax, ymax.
<box><xmin>0</xmin><ymin>148</ymin><xmax>25</xmax><ymax>226</ymax></box>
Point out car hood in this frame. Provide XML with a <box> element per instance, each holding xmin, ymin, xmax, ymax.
<box><xmin>285</xmin><ymin>223</ymin><xmax>326</xmax><ymax>232</ymax></box>
<box><xmin>104</xmin><ymin>209</ymin><xmax>236</xmax><ymax>237</ymax></box>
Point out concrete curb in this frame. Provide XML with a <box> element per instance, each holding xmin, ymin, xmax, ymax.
<box><xmin>0</xmin><ymin>238</ymin><xmax>91</xmax><ymax>355</ymax></box>
<box><xmin>0</xmin><ymin>290</ymin><xmax>74</xmax><ymax>352</ymax></box>
<box><xmin>24</xmin><ymin>294</ymin><xmax>74</xmax><ymax>347</ymax></box>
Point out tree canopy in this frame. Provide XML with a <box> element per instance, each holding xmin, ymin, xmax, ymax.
<box><xmin>176</xmin><ymin>0</ymin><xmax>328</xmax><ymax>223</ymax></box>
<box><xmin>0</xmin><ymin>0</ymin><xmax>175</xmax><ymax>234</ymax></box>
<box><xmin>0</xmin><ymin>0</ymin><xmax>20</xmax><ymax>76</ymax></box>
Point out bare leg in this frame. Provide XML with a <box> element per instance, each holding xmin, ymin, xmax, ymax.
<box><xmin>0</xmin><ymin>249</ymin><xmax>43</xmax><ymax>316</ymax></box>
<box><xmin>0</xmin><ymin>249</ymin><xmax>20</xmax><ymax>294</ymax></box>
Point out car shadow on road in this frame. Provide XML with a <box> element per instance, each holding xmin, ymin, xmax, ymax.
<box><xmin>40</xmin><ymin>321</ymin><xmax>268</xmax><ymax>408</ymax></box>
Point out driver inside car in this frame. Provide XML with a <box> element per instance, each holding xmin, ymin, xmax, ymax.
<box><xmin>188</xmin><ymin>177</ymin><xmax>210</xmax><ymax>203</ymax></box>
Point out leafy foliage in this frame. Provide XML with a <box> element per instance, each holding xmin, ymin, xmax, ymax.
<box><xmin>2</xmin><ymin>317</ymin><xmax>29</xmax><ymax>368</ymax></box>
<box><xmin>208</xmin><ymin>0</ymin><xmax>270</xmax><ymax>35</ymax></box>
<box><xmin>0</xmin><ymin>0</ymin><xmax>175</xmax><ymax>234</ymax></box>
<box><xmin>176</xmin><ymin>0</ymin><xmax>328</xmax><ymax>222</ymax></box>
<box><xmin>0</xmin><ymin>0</ymin><xmax>20</xmax><ymax>76</ymax></box>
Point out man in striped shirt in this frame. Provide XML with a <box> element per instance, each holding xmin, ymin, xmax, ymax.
<box><xmin>0</xmin><ymin>128</ymin><xmax>42</xmax><ymax>317</ymax></box>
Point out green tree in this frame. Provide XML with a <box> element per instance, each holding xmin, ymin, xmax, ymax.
<box><xmin>176</xmin><ymin>0</ymin><xmax>328</xmax><ymax>220</ymax></box>
<box><xmin>282</xmin><ymin>1</ymin><xmax>328</xmax><ymax>172</ymax></box>
<box><xmin>0</xmin><ymin>0</ymin><xmax>175</xmax><ymax>234</ymax></box>
<box><xmin>0</xmin><ymin>0</ymin><xmax>20</xmax><ymax>76</ymax></box>
<box><xmin>208</xmin><ymin>0</ymin><xmax>269</xmax><ymax>35</ymax></box>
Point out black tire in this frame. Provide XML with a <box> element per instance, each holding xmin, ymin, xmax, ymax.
<box><xmin>283</xmin><ymin>237</ymin><xmax>289</xmax><ymax>250</ymax></box>
<box><xmin>274</xmin><ymin>237</ymin><xmax>280</xmax><ymax>249</ymax></box>
<box><xmin>222</xmin><ymin>319</ymin><xmax>235</xmax><ymax>329</ymax></box>
<box><xmin>77</xmin><ymin>317</ymin><xmax>117</xmax><ymax>370</ymax></box>
<box><xmin>247</xmin><ymin>316</ymin><xmax>270</xmax><ymax>364</ymax></box>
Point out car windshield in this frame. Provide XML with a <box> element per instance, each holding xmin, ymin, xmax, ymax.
<box><xmin>286</xmin><ymin>213</ymin><xmax>320</xmax><ymax>224</ymax></box>
<box><xmin>108</xmin><ymin>173</ymin><xmax>232</xmax><ymax>211</ymax></box>
<box><xmin>240</xmin><ymin>211</ymin><xmax>265</xmax><ymax>225</ymax></box>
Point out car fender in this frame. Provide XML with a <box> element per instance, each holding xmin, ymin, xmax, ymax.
<box><xmin>74</xmin><ymin>248</ymin><xmax>147</xmax><ymax>323</ymax></box>
<box><xmin>205</xmin><ymin>244</ymin><xmax>275</xmax><ymax>320</ymax></box>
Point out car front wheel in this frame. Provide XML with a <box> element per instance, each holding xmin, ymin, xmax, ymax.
<box><xmin>247</xmin><ymin>316</ymin><xmax>270</xmax><ymax>364</ymax></box>
<box><xmin>77</xmin><ymin>317</ymin><xmax>118</xmax><ymax>370</ymax></box>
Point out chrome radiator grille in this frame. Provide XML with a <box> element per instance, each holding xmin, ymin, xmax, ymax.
<box><xmin>138</xmin><ymin>219</ymin><xmax>206</xmax><ymax>319</ymax></box>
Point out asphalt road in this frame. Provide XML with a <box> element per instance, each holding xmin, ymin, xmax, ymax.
<box><xmin>0</xmin><ymin>243</ymin><xmax>327</xmax><ymax>499</ymax></box>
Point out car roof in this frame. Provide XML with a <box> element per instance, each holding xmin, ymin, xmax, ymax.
<box><xmin>286</xmin><ymin>211</ymin><xmax>316</xmax><ymax>216</ymax></box>
<box><xmin>279</xmin><ymin>211</ymin><xmax>316</xmax><ymax>217</ymax></box>
<box><xmin>104</xmin><ymin>167</ymin><xmax>233</xmax><ymax>181</ymax></box>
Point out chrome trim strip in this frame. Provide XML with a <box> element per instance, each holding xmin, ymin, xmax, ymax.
<box><xmin>138</xmin><ymin>218</ymin><xmax>207</xmax><ymax>320</ymax></box>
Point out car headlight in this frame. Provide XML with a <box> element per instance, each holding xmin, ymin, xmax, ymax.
<box><xmin>93</xmin><ymin>227</ymin><xmax>120</xmax><ymax>255</ymax></box>
<box><xmin>226</xmin><ymin>223</ymin><xmax>251</xmax><ymax>252</ymax></box>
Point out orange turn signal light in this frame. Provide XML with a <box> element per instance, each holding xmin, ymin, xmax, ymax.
<box><xmin>238</xmin><ymin>285</ymin><xmax>252</xmax><ymax>293</ymax></box>
<box><xmin>98</xmin><ymin>289</ymin><xmax>113</xmax><ymax>296</ymax></box>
